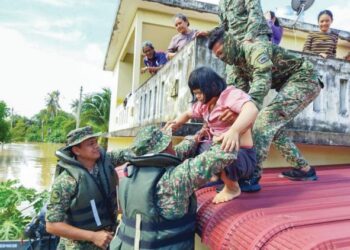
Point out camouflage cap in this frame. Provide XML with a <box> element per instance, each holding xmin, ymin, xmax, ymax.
<box><xmin>131</xmin><ymin>125</ymin><xmax>172</xmax><ymax>156</ymax></box>
<box><xmin>64</xmin><ymin>126</ymin><xmax>101</xmax><ymax>149</ymax></box>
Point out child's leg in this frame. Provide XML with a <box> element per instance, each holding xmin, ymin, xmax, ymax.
<box><xmin>212</xmin><ymin>170</ymin><xmax>241</xmax><ymax>204</ymax></box>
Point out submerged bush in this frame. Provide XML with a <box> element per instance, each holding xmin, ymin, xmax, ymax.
<box><xmin>0</xmin><ymin>180</ymin><xmax>48</xmax><ymax>240</ymax></box>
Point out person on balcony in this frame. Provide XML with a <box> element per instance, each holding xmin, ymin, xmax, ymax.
<box><xmin>265</xmin><ymin>11</ymin><xmax>283</xmax><ymax>45</ymax></box>
<box><xmin>208</xmin><ymin>28</ymin><xmax>322</xmax><ymax>183</ymax></box>
<box><xmin>46</xmin><ymin>126</ymin><xmax>120</xmax><ymax>250</ymax></box>
<box><xmin>303</xmin><ymin>10</ymin><xmax>338</xmax><ymax>59</ymax></box>
<box><xmin>167</xmin><ymin>13</ymin><xmax>197</xmax><ymax>60</ymax></box>
<box><xmin>141</xmin><ymin>41</ymin><xmax>167</xmax><ymax>75</ymax></box>
<box><xmin>164</xmin><ymin>67</ymin><xmax>259</xmax><ymax>204</ymax></box>
<box><xmin>109</xmin><ymin>125</ymin><xmax>235</xmax><ymax>249</ymax></box>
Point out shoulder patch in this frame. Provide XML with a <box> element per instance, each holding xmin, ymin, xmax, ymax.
<box><xmin>257</xmin><ymin>54</ymin><xmax>269</xmax><ymax>64</ymax></box>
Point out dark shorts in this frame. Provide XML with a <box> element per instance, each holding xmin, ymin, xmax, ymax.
<box><xmin>197</xmin><ymin>141</ymin><xmax>257</xmax><ymax>181</ymax></box>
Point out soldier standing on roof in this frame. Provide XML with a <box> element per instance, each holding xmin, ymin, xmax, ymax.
<box><xmin>208</xmin><ymin>28</ymin><xmax>322</xmax><ymax>184</ymax></box>
<box><xmin>196</xmin><ymin>0</ymin><xmax>271</xmax><ymax>191</ymax></box>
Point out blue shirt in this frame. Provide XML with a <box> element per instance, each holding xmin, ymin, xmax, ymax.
<box><xmin>144</xmin><ymin>51</ymin><xmax>167</xmax><ymax>67</ymax></box>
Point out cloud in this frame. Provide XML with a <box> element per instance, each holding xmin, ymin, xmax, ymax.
<box><xmin>0</xmin><ymin>25</ymin><xmax>112</xmax><ymax>117</ymax></box>
<box><xmin>35</xmin><ymin>0</ymin><xmax>95</xmax><ymax>7</ymax></box>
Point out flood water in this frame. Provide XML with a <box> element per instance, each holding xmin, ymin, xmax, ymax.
<box><xmin>0</xmin><ymin>143</ymin><xmax>62</xmax><ymax>191</ymax></box>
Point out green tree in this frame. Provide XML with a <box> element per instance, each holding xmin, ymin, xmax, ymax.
<box><xmin>10</xmin><ymin>117</ymin><xmax>28</xmax><ymax>142</ymax></box>
<box><xmin>45</xmin><ymin>90</ymin><xmax>61</xmax><ymax>120</ymax></box>
<box><xmin>0</xmin><ymin>101</ymin><xmax>11</xmax><ymax>142</ymax></box>
<box><xmin>81</xmin><ymin>88</ymin><xmax>111</xmax><ymax>132</ymax></box>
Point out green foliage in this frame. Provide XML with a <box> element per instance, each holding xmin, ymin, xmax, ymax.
<box><xmin>0</xmin><ymin>180</ymin><xmax>48</xmax><ymax>240</ymax></box>
<box><xmin>10</xmin><ymin>117</ymin><xmax>28</xmax><ymax>142</ymax></box>
<box><xmin>0</xmin><ymin>101</ymin><xmax>11</xmax><ymax>142</ymax></box>
<box><xmin>7</xmin><ymin>88</ymin><xmax>111</xmax><ymax>143</ymax></box>
<box><xmin>81</xmin><ymin>88</ymin><xmax>111</xmax><ymax>133</ymax></box>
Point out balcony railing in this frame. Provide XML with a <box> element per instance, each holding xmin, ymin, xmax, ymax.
<box><xmin>110</xmin><ymin>38</ymin><xmax>350</xmax><ymax>146</ymax></box>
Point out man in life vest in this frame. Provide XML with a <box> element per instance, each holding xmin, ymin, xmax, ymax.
<box><xmin>110</xmin><ymin>125</ymin><xmax>237</xmax><ymax>250</ymax></box>
<box><xmin>46</xmin><ymin>126</ymin><xmax>120</xmax><ymax>250</ymax></box>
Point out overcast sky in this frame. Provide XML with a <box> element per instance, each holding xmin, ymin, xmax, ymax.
<box><xmin>0</xmin><ymin>0</ymin><xmax>349</xmax><ymax>117</ymax></box>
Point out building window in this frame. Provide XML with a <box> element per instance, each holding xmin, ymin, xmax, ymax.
<box><xmin>148</xmin><ymin>90</ymin><xmax>152</xmax><ymax>118</ymax></box>
<box><xmin>160</xmin><ymin>81</ymin><xmax>165</xmax><ymax>115</ymax></box>
<box><xmin>313</xmin><ymin>75</ymin><xmax>324</xmax><ymax>113</ymax></box>
<box><xmin>339</xmin><ymin>79</ymin><xmax>348</xmax><ymax>115</ymax></box>
<box><xmin>154</xmin><ymin>86</ymin><xmax>157</xmax><ymax>117</ymax></box>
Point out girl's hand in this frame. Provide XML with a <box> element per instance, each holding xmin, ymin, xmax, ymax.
<box><xmin>219</xmin><ymin>108</ymin><xmax>238</xmax><ymax>123</ymax></box>
<box><xmin>214</xmin><ymin>129</ymin><xmax>240</xmax><ymax>152</ymax></box>
<box><xmin>163</xmin><ymin>120</ymin><xmax>178</xmax><ymax>132</ymax></box>
<box><xmin>319</xmin><ymin>53</ymin><xmax>328</xmax><ymax>58</ymax></box>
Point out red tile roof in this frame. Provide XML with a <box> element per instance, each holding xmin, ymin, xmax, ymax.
<box><xmin>196</xmin><ymin>165</ymin><xmax>350</xmax><ymax>250</ymax></box>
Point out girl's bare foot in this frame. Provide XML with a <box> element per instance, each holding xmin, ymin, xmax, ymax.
<box><xmin>212</xmin><ymin>182</ymin><xmax>241</xmax><ymax>204</ymax></box>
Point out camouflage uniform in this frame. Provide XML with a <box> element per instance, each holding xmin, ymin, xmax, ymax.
<box><xmin>215</xmin><ymin>0</ymin><xmax>271</xmax><ymax>85</ymax></box>
<box><xmin>221</xmin><ymin>34</ymin><xmax>321</xmax><ymax>173</ymax></box>
<box><xmin>46</xmin><ymin>127</ymin><xmax>118</xmax><ymax>250</ymax></box>
<box><xmin>112</xmin><ymin>126</ymin><xmax>236</xmax><ymax>219</ymax></box>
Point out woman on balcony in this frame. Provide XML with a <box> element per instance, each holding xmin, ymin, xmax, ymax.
<box><xmin>167</xmin><ymin>13</ymin><xmax>197</xmax><ymax>60</ymax></box>
<box><xmin>303</xmin><ymin>10</ymin><xmax>338</xmax><ymax>59</ymax></box>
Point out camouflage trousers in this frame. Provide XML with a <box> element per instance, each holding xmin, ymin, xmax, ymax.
<box><xmin>253</xmin><ymin>60</ymin><xmax>321</xmax><ymax>173</ymax></box>
<box><xmin>56</xmin><ymin>238</ymin><xmax>102</xmax><ymax>250</ymax></box>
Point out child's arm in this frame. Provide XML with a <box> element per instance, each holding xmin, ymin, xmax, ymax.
<box><xmin>163</xmin><ymin>110</ymin><xmax>192</xmax><ymax>132</ymax></box>
<box><xmin>215</xmin><ymin>101</ymin><xmax>258</xmax><ymax>152</ymax></box>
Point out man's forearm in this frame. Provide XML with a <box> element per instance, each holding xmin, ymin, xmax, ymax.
<box><xmin>46</xmin><ymin>222</ymin><xmax>93</xmax><ymax>242</ymax></box>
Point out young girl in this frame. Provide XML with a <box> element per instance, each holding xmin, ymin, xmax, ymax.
<box><xmin>164</xmin><ymin>67</ymin><xmax>258</xmax><ymax>204</ymax></box>
<box><xmin>303</xmin><ymin>10</ymin><xmax>338</xmax><ymax>58</ymax></box>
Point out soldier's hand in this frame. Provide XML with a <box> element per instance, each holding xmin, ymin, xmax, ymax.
<box><xmin>214</xmin><ymin>129</ymin><xmax>240</xmax><ymax>152</ymax></box>
<box><xmin>219</xmin><ymin>109</ymin><xmax>238</xmax><ymax>123</ymax></box>
<box><xmin>91</xmin><ymin>230</ymin><xmax>114</xmax><ymax>249</ymax></box>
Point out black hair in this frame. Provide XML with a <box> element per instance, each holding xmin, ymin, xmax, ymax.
<box><xmin>268</xmin><ymin>11</ymin><xmax>280</xmax><ymax>27</ymax></box>
<box><xmin>175</xmin><ymin>13</ymin><xmax>190</xmax><ymax>26</ymax></box>
<box><xmin>208</xmin><ymin>26</ymin><xmax>225</xmax><ymax>50</ymax></box>
<box><xmin>188</xmin><ymin>67</ymin><xmax>227</xmax><ymax>104</ymax></box>
<box><xmin>318</xmin><ymin>10</ymin><xmax>333</xmax><ymax>21</ymax></box>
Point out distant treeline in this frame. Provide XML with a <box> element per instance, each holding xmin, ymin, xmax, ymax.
<box><xmin>0</xmin><ymin>88</ymin><xmax>111</xmax><ymax>144</ymax></box>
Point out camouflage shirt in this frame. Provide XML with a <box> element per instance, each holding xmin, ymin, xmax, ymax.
<box><xmin>217</xmin><ymin>0</ymin><xmax>271</xmax><ymax>41</ymax></box>
<box><xmin>223</xmin><ymin>34</ymin><xmax>305</xmax><ymax>108</ymax></box>
<box><xmin>46</xmin><ymin>152</ymin><xmax>120</xmax><ymax>250</ymax></box>
<box><xmin>111</xmin><ymin>137</ymin><xmax>235</xmax><ymax>220</ymax></box>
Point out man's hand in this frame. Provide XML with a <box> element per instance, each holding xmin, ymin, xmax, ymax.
<box><xmin>91</xmin><ymin>230</ymin><xmax>114</xmax><ymax>249</ymax></box>
<box><xmin>141</xmin><ymin>67</ymin><xmax>148</xmax><ymax>74</ymax></box>
<box><xmin>219</xmin><ymin>109</ymin><xmax>238</xmax><ymax>123</ymax></box>
<box><xmin>195</xmin><ymin>31</ymin><xmax>209</xmax><ymax>37</ymax></box>
<box><xmin>214</xmin><ymin>128</ymin><xmax>240</xmax><ymax>152</ymax></box>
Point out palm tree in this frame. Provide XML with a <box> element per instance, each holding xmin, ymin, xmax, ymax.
<box><xmin>45</xmin><ymin>90</ymin><xmax>61</xmax><ymax>119</ymax></box>
<box><xmin>81</xmin><ymin>88</ymin><xmax>111</xmax><ymax>132</ymax></box>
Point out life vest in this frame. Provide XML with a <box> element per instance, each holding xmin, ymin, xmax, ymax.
<box><xmin>111</xmin><ymin>153</ymin><xmax>197</xmax><ymax>250</ymax></box>
<box><xmin>55</xmin><ymin>149</ymin><xmax>117</xmax><ymax>231</ymax></box>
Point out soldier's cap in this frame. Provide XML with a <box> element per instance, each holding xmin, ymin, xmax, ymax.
<box><xmin>63</xmin><ymin>126</ymin><xmax>101</xmax><ymax>150</ymax></box>
<box><xmin>131</xmin><ymin>125</ymin><xmax>172</xmax><ymax>156</ymax></box>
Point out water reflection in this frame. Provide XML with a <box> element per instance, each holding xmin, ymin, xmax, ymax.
<box><xmin>0</xmin><ymin>143</ymin><xmax>62</xmax><ymax>191</ymax></box>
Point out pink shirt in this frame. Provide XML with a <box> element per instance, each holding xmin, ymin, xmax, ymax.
<box><xmin>191</xmin><ymin>86</ymin><xmax>251</xmax><ymax>136</ymax></box>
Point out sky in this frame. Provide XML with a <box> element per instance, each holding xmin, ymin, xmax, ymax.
<box><xmin>0</xmin><ymin>0</ymin><xmax>349</xmax><ymax>118</ymax></box>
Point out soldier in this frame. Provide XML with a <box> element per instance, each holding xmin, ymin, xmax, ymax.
<box><xmin>110</xmin><ymin>125</ymin><xmax>236</xmax><ymax>249</ymax></box>
<box><xmin>46</xmin><ymin>126</ymin><xmax>119</xmax><ymax>250</ymax></box>
<box><xmin>196</xmin><ymin>0</ymin><xmax>271</xmax><ymax>82</ymax></box>
<box><xmin>207</xmin><ymin>28</ymin><xmax>322</xmax><ymax>182</ymax></box>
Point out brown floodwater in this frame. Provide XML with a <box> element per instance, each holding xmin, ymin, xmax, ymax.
<box><xmin>0</xmin><ymin>143</ymin><xmax>63</xmax><ymax>191</ymax></box>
